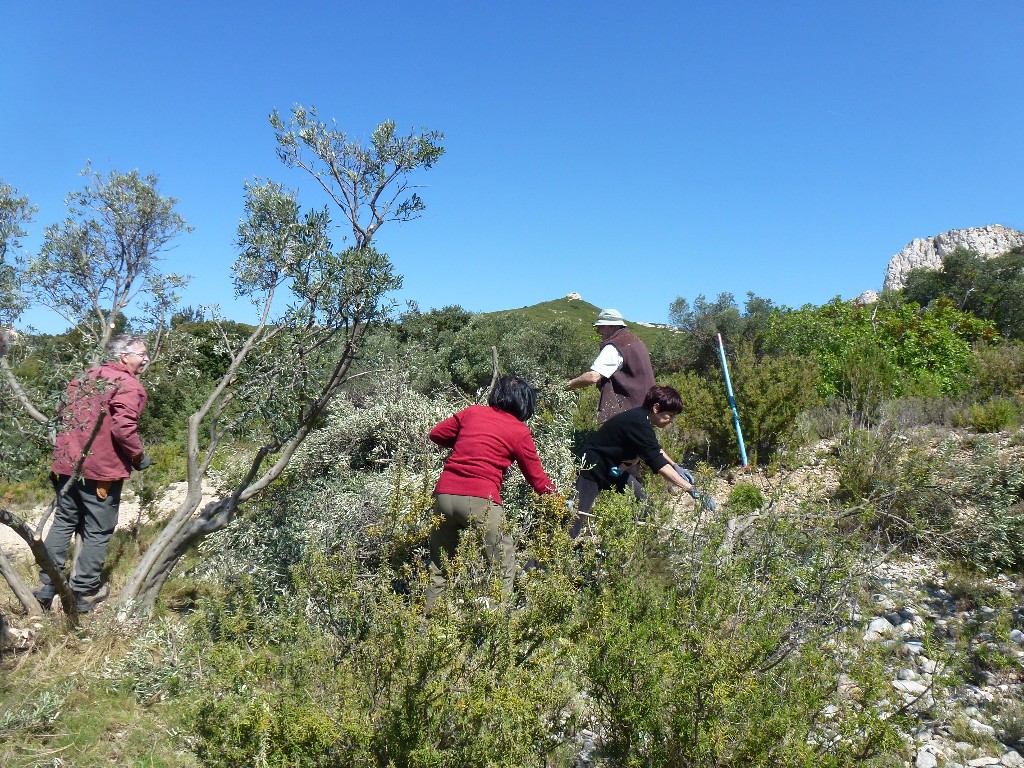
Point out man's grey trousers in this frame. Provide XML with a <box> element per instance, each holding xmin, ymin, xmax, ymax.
<box><xmin>37</xmin><ymin>474</ymin><xmax>122</xmax><ymax>598</ymax></box>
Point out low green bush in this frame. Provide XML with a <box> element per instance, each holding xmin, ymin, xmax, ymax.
<box><xmin>121</xmin><ymin>363</ymin><xmax>928</xmax><ymax>767</ymax></box>
<box><xmin>974</xmin><ymin>341</ymin><xmax>1024</xmax><ymax>398</ymax></box>
<box><xmin>833</xmin><ymin>428</ymin><xmax>1024</xmax><ymax>573</ymax></box>
<box><xmin>947</xmin><ymin>439</ymin><xmax>1024</xmax><ymax>572</ymax></box>
<box><xmin>181</xmin><ymin>430</ymin><xmax>908</xmax><ymax>767</ymax></box>
<box><xmin>832</xmin><ymin>422</ymin><xmax>907</xmax><ymax>505</ymax></box>
<box><xmin>997</xmin><ymin>699</ymin><xmax>1024</xmax><ymax>754</ymax></box>
<box><xmin>879</xmin><ymin>396</ymin><xmax>965</xmax><ymax>429</ymax></box>
<box><xmin>961</xmin><ymin>396</ymin><xmax>1022</xmax><ymax>433</ymax></box>
<box><xmin>186</xmin><ymin>490</ymin><xmax>583</xmax><ymax>768</ymax></box>
<box><xmin>726</xmin><ymin>482</ymin><xmax>766</xmax><ymax>512</ymax></box>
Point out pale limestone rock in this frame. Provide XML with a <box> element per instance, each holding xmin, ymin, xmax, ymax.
<box><xmin>883</xmin><ymin>225</ymin><xmax>1024</xmax><ymax>291</ymax></box>
<box><xmin>915</xmin><ymin>746</ymin><xmax>939</xmax><ymax>768</ymax></box>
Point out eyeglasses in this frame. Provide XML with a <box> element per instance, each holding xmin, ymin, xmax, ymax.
<box><xmin>125</xmin><ymin>349</ymin><xmax>150</xmax><ymax>359</ymax></box>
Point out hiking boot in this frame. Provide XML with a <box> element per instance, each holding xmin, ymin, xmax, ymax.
<box><xmin>33</xmin><ymin>587</ymin><xmax>55</xmax><ymax>611</ymax></box>
<box><xmin>74</xmin><ymin>585</ymin><xmax>110</xmax><ymax>614</ymax></box>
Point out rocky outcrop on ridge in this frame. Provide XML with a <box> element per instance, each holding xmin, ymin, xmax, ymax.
<box><xmin>883</xmin><ymin>225</ymin><xmax>1024</xmax><ymax>292</ymax></box>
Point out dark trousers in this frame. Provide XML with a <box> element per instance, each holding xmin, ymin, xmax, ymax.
<box><xmin>425</xmin><ymin>494</ymin><xmax>515</xmax><ymax>613</ymax></box>
<box><xmin>569</xmin><ymin>473</ymin><xmax>649</xmax><ymax>539</ymax></box>
<box><xmin>38</xmin><ymin>474</ymin><xmax>122</xmax><ymax>597</ymax></box>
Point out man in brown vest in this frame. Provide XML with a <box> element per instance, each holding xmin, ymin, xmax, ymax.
<box><xmin>568</xmin><ymin>308</ymin><xmax>656</xmax><ymax>423</ymax></box>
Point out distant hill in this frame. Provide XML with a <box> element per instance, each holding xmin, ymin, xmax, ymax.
<box><xmin>479</xmin><ymin>294</ymin><xmax>675</xmax><ymax>347</ymax></box>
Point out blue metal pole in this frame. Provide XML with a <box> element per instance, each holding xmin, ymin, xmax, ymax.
<box><xmin>716</xmin><ymin>333</ymin><xmax>749</xmax><ymax>467</ymax></box>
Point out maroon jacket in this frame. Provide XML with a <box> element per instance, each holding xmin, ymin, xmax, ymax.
<box><xmin>597</xmin><ymin>328</ymin><xmax>656</xmax><ymax>423</ymax></box>
<box><xmin>52</xmin><ymin>361</ymin><xmax>148</xmax><ymax>481</ymax></box>
<box><xmin>429</xmin><ymin>405</ymin><xmax>556</xmax><ymax>505</ymax></box>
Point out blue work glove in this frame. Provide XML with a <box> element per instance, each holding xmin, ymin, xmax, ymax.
<box><xmin>674</xmin><ymin>463</ymin><xmax>716</xmax><ymax>510</ymax></box>
<box><xmin>133</xmin><ymin>454</ymin><xmax>154</xmax><ymax>471</ymax></box>
<box><xmin>673</xmin><ymin>464</ymin><xmax>695</xmax><ymax>485</ymax></box>
<box><xmin>688</xmin><ymin>488</ymin><xmax>717</xmax><ymax>511</ymax></box>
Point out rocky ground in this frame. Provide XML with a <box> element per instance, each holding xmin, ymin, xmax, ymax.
<box><xmin>570</xmin><ymin>430</ymin><xmax>1024</xmax><ymax>768</ymax></box>
<box><xmin>755</xmin><ymin>433</ymin><xmax>1024</xmax><ymax>768</ymax></box>
<box><xmin>865</xmin><ymin>556</ymin><xmax>1024</xmax><ymax>768</ymax></box>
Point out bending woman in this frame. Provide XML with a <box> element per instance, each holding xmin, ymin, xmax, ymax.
<box><xmin>570</xmin><ymin>384</ymin><xmax>715</xmax><ymax>538</ymax></box>
<box><xmin>426</xmin><ymin>375</ymin><xmax>557</xmax><ymax>612</ymax></box>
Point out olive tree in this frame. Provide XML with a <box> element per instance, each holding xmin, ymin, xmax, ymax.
<box><xmin>119</xmin><ymin>108</ymin><xmax>444</xmax><ymax>609</ymax></box>
<box><xmin>2</xmin><ymin>110</ymin><xmax>444</xmax><ymax>617</ymax></box>
<box><xmin>0</xmin><ymin>180</ymin><xmax>34</xmax><ymax>326</ymax></box>
<box><xmin>1</xmin><ymin>168</ymin><xmax>190</xmax><ymax>423</ymax></box>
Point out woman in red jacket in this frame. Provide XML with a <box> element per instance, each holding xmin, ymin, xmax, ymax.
<box><xmin>426</xmin><ymin>375</ymin><xmax>557</xmax><ymax>612</ymax></box>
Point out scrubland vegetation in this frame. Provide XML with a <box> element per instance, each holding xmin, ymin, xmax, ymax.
<box><xmin>2</xmin><ymin>112</ymin><xmax>1023</xmax><ymax>765</ymax></box>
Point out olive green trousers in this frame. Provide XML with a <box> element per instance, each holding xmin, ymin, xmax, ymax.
<box><xmin>425</xmin><ymin>494</ymin><xmax>515</xmax><ymax>613</ymax></box>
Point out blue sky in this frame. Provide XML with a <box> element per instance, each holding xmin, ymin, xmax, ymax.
<box><xmin>2</xmin><ymin>1</ymin><xmax>1022</xmax><ymax>333</ymax></box>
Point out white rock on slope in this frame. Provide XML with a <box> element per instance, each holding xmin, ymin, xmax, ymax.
<box><xmin>883</xmin><ymin>225</ymin><xmax>1024</xmax><ymax>292</ymax></box>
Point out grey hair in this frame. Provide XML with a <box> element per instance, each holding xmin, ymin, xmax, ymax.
<box><xmin>106</xmin><ymin>334</ymin><xmax>147</xmax><ymax>360</ymax></box>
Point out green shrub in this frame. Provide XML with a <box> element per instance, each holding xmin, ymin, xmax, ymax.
<box><xmin>664</xmin><ymin>344</ymin><xmax>819</xmax><ymax>465</ymax></box>
<box><xmin>997</xmin><ymin>699</ymin><xmax>1024</xmax><ymax>754</ymax></box>
<box><xmin>763</xmin><ymin>296</ymin><xmax>996</xmax><ymax>400</ymax></box>
<box><xmin>187</xmin><ymin>490</ymin><xmax>583</xmax><ymax>768</ymax></box>
<box><xmin>179</xmin><ymin>373</ymin><xmax>911</xmax><ymax>767</ymax></box>
<box><xmin>946</xmin><ymin>439</ymin><xmax>1024</xmax><ymax>572</ymax></box>
<box><xmin>580</xmin><ymin>492</ymin><xmax>905</xmax><ymax>767</ymax></box>
<box><xmin>943</xmin><ymin>565</ymin><xmax>1009</xmax><ymax>612</ymax></box>
<box><xmin>0</xmin><ymin>684</ymin><xmax>72</xmax><ymax>737</ymax></box>
<box><xmin>184</xmin><ymin>479</ymin><xmax>907</xmax><ymax>768</ymax></box>
<box><xmin>727</xmin><ymin>482</ymin><xmax>766</xmax><ymax>512</ymax></box>
<box><xmin>377</xmin><ymin>309</ymin><xmax>595</xmax><ymax>396</ymax></box>
<box><xmin>828</xmin><ymin>424</ymin><xmax>967</xmax><ymax>559</ymax></box>
<box><xmin>879</xmin><ymin>396</ymin><xmax>965</xmax><ymax>429</ymax></box>
<box><xmin>198</xmin><ymin>374</ymin><xmax>580</xmax><ymax>602</ymax></box>
<box><xmin>852</xmin><ymin>434</ymin><xmax>1024</xmax><ymax>572</ymax></box>
<box><xmin>832</xmin><ymin>422</ymin><xmax>906</xmax><ymax>504</ymax></box>
<box><xmin>963</xmin><ymin>396</ymin><xmax>1021</xmax><ymax>433</ymax></box>
<box><xmin>838</xmin><ymin>337</ymin><xmax>899</xmax><ymax>426</ymax></box>
<box><xmin>974</xmin><ymin>341</ymin><xmax>1024</xmax><ymax>398</ymax></box>
<box><xmin>661</xmin><ymin>370</ymin><xmax>718</xmax><ymax>462</ymax></box>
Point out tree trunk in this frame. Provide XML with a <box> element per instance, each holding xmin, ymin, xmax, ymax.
<box><xmin>0</xmin><ymin>608</ymin><xmax>13</xmax><ymax>648</ymax></box>
<box><xmin>118</xmin><ymin>487</ymin><xmax>245</xmax><ymax>609</ymax></box>
<box><xmin>117</xmin><ymin>485</ymin><xmax>207</xmax><ymax>607</ymax></box>
<box><xmin>0</xmin><ymin>548</ymin><xmax>42</xmax><ymax>616</ymax></box>
<box><xmin>133</xmin><ymin>497</ymin><xmax>235</xmax><ymax>610</ymax></box>
<box><xmin>0</xmin><ymin>508</ymin><xmax>79</xmax><ymax>625</ymax></box>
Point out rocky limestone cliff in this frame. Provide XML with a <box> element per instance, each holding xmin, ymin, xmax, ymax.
<box><xmin>883</xmin><ymin>225</ymin><xmax>1024</xmax><ymax>292</ymax></box>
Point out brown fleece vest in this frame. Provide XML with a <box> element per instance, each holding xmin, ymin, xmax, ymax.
<box><xmin>596</xmin><ymin>328</ymin><xmax>655</xmax><ymax>423</ymax></box>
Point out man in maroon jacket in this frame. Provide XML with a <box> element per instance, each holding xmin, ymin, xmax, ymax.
<box><xmin>568</xmin><ymin>308</ymin><xmax>656</xmax><ymax>423</ymax></box>
<box><xmin>35</xmin><ymin>334</ymin><xmax>152</xmax><ymax>613</ymax></box>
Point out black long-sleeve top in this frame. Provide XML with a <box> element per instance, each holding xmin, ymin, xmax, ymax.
<box><xmin>578</xmin><ymin>407</ymin><xmax>669</xmax><ymax>489</ymax></box>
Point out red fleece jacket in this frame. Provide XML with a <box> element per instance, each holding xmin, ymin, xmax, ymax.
<box><xmin>52</xmin><ymin>361</ymin><xmax>148</xmax><ymax>481</ymax></box>
<box><xmin>429</xmin><ymin>405</ymin><xmax>555</xmax><ymax>505</ymax></box>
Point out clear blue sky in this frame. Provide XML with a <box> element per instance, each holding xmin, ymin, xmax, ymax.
<box><xmin>3</xmin><ymin>1</ymin><xmax>1022</xmax><ymax>333</ymax></box>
